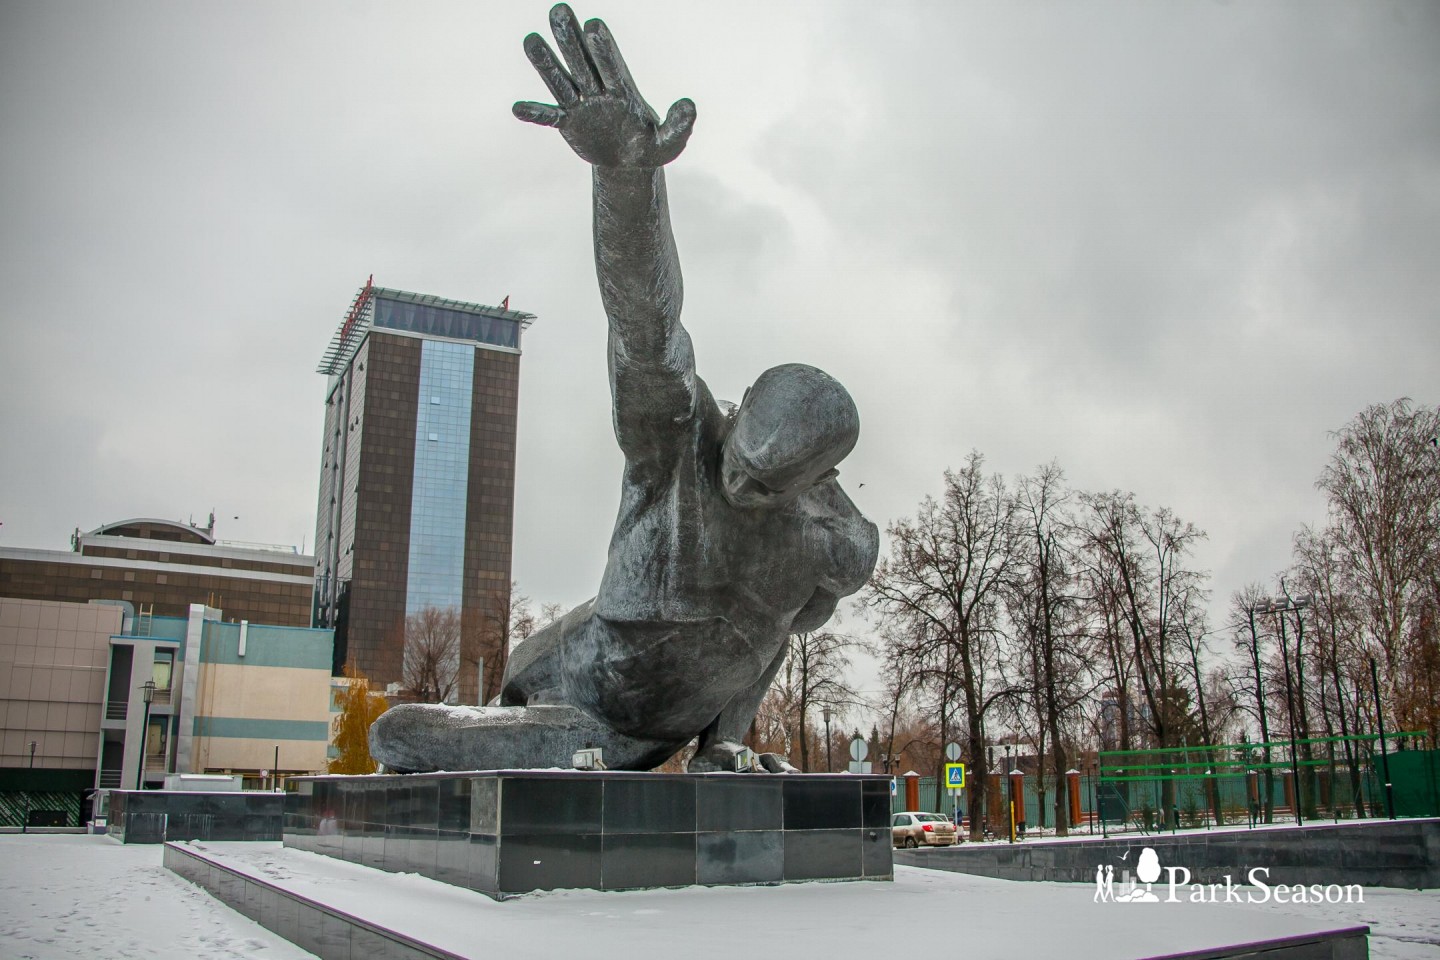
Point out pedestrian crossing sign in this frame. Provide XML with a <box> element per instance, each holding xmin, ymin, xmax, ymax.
<box><xmin>945</xmin><ymin>763</ymin><xmax>966</xmax><ymax>790</ymax></box>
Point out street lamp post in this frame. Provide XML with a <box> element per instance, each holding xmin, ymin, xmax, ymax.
<box><xmin>1241</xmin><ymin>604</ymin><xmax>1275</xmax><ymax>823</ymax></box>
<box><xmin>1257</xmin><ymin>592</ymin><xmax>1311</xmax><ymax>825</ymax></box>
<box><xmin>21</xmin><ymin>740</ymin><xmax>37</xmax><ymax>833</ymax></box>
<box><xmin>1004</xmin><ymin>744</ymin><xmax>1014</xmax><ymax>843</ymax></box>
<box><xmin>1089</xmin><ymin>759</ymin><xmax>1097</xmax><ymax>836</ymax></box>
<box><xmin>822</xmin><ymin>706</ymin><xmax>833</xmax><ymax>772</ymax></box>
<box><xmin>135</xmin><ymin>679</ymin><xmax>156</xmax><ymax>791</ymax></box>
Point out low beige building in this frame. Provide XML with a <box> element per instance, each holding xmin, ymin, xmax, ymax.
<box><xmin>1</xmin><ymin>599</ymin><xmax>121</xmax><ymax>803</ymax></box>
<box><xmin>0</xmin><ymin>596</ymin><xmax>336</xmax><ymax>827</ymax></box>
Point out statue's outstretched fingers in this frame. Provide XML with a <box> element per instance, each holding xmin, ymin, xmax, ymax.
<box><xmin>524</xmin><ymin>32</ymin><xmax>578</xmax><ymax>106</ymax></box>
<box><xmin>549</xmin><ymin>4</ymin><xmax>600</xmax><ymax>96</ymax></box>
<box><xmin>514</xmin><ymin>102</ymin><xmax>564</xmax><ymax>127</ymax></box>
<box><xmin>583</xmin><ymin>18</ymin><xmax>640</xmax><ymax>102</ymax></box>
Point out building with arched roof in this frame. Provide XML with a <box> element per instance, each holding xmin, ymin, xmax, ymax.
<box><xmin>0</xmin><ymin>522</ymin><xmax>333</xmax><ymax>829</ymax></box>
<box><xmin>0</xmin><ymin>515</ymin><xmax>313</xmax><ymax>625</ymax></box>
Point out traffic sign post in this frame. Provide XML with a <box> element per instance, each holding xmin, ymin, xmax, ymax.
<box><xmin>846</xmin><ymin>736</ymin><xmax>870</xmax><ymax>773</ymax></box>
<box><xmin>944</xmin><ymin>761</ymin><xmax>966</xmax><ymax>828</ymax></box>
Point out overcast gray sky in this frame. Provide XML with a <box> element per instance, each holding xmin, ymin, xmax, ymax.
<box><xmin>2</xmin><ymin>1</ymin><xmax>1437</xmax><ymax>695</ymax></box>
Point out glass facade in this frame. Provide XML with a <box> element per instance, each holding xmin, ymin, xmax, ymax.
<box><xmin>404</xmin><ymin>340</ymin><xmax>475</xmax><ymax>615</ymax></box>
<box><xmin>374</xmin><ymin>295</ymin><xmax>519</xmax><ymax>350</ymax></box>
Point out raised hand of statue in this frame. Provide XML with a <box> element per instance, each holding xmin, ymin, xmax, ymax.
<box><xmin>513</xmin><ymin>4</ymin><xmax>696</xmax><ymax>169</ymax></box>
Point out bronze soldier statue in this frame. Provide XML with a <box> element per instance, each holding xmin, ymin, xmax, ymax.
<box><xmin>370</xmin><ymin>4</ymin><xmax>878</xmax><ymax>773</ymax></box>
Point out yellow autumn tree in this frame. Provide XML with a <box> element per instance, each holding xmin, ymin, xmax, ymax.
<box><xmin>329</xmin><ymin>667</ymin><xmax>391</xmax><ymax>774</ymax></box>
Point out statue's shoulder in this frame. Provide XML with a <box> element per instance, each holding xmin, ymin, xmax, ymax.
<box><xmin>692</xmin><ymin>377</ymin><xmax>734</xmax><ymax>450</ymax></box>
<box><xmin>622</xmin><ymin>376</ymin><xmax>727</xmax><ymax>482</ymax></box>
<box><xmin>795</xmin><ymin>482</ymin><xmax>878</xmax><ymax>597</ymax></box>
<box><xmin>807</xmin><ymin>477</ymin><xmax>866</xmax><ymax>520</ymax></box>
<box><xmin>803</xmin><ymin>480</ymin><xmax>879</xmax><ymax>572</ymax></box>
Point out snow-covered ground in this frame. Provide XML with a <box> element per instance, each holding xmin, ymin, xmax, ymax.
<box><xmin>0</xmin><ymin>834</ymin><xmax>311</xmax><ymax>960</ymax></box>
<box><xmin>0</xmin><ymin>833</ymin><xmax>1435</xmax><ymax>960</ymax></box>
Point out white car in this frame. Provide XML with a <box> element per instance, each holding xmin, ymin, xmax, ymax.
<box><xmin>891</xmin><ymin>811</ymin><xmax>958</xmax><ymax>848</ymax></box>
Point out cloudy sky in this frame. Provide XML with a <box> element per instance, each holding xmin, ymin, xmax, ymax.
<box><xmin>2</xmin><ymin>1</ymin><xmax>1436</xmax><ymax>691</ymax></box>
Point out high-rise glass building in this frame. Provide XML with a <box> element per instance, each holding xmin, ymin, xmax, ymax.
<box><xmin>313</xmin><ymin>279</ymin><xmax>534</xmax><ymax>703</ymax></box>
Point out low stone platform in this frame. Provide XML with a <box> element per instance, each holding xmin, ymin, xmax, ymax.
<box><xmin>107</xmin><ymin>789</ymin><xmax>283</xmax><ymax>844</ymax></box>
<box><xmin>895</xmin><ymin>818</ymin><xmax>1440</xmax><ymax>889</ymax></box>
<box><xmin>283</xmin><ymin>770</ymin><xmax>892</xmax><ymax>897</ymax></box>
<box><xmin>164</xmin><ymin>840</ymin><xmax>1370</xmax><ymax>960</ymax></box>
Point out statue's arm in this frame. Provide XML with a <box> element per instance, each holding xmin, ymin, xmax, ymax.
<box><xmin>513</xmin><ymin>5</ymin><xmax>699</xmax><ymax>460</ymax></box>
<box><xmin>594</xmin><ymin>167</ymin><xmax>697</xmax><ymax>460</ymax></box>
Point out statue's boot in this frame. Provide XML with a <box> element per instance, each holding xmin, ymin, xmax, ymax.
<box><xmin>368</xmin><ymin>702</ymin><xmax>682</xmax><ymax>773</ymax></box>
<box><xmin>758</xmin><ymin>752</ymin><xmax>800</xmax><ymax>774</ymax></box>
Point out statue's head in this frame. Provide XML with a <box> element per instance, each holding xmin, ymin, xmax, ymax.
<box><xmin>720</xmin><ymin>363</ymin><xmax>859</xmax><ymax>509</ymax></box>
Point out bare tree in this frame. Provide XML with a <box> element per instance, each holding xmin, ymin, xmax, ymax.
<box><xmin>760</xmin><ymin>630</ymin><xmax>867</xmax><ymax>771</ymax></box>
<box><xmin>402</xmin><ymin>606</ymin><xmax>462</xmax><ymax>704</ymax></box>
<box><xmin>1175</xmin><ymin>584</ymin><xmax>1221</xmax><ymax>824</ymax></box>
<box><xmin>1079</xmin><ymin>493</ymin><xmax>1206</xmax><ymax>753</ymax></box>
<box><xmin>866</xmin><ymin>452</ymin><xmax>1019</xmax><ymax>839</ymax></box>
<box><xmin>1317</xmin><ymin>398</ymin><xmax>1440</xmax><ymax>739</ymax></box>
<box><xmin>1292</xmin><ymin>525</ymin><xmax>1371</xmax><ymax>816</ymax></box>
<box><xmin>461</xmin><ymin>581</ymin><xmax>544</xmax><ymax>705</ymax></box>
<box><xmin>1007</xmin><ymin>461</ymin><xmax>1097</xmax><ymax>835</ymax></box>
<box><xmin>751</xmin><ymin>684</ymin><xmax>796</xmax><ymax>758</ymax></box>
<box><xmin>875</xmin><ymin>624</ymin><xmax>925</xmax><ymax>774</ymax></box>
<box><xmin>1228</xmin><ymin>584</ymin><xmax>1276</xmax><ymax>822</ymax></box>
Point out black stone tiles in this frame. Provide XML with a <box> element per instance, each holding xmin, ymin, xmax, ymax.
<box><xmin>109</xmin><ymin>790</ymin><xmax>284</xmax><ymax>844</ymax></box>
<box><xmin>284</xmin><ymin>771</ymin><xmax>893</xmax><ymax>898</ymax></box>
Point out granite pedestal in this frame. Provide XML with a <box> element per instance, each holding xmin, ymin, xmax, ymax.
<box><xmin>284</xmin><ymin>771</ymin><xmax>892</xmax><ymax>898</ymax></box>
<box><xmin>108</xmin><ymin>789</ymin><xmax>284</xmax><ymax>844</ymax></box>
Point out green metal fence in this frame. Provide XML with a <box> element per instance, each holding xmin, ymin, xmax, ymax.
<box><xmin>1096</xmin><ymin>733</ymin><xmax>1437</xmax><ymax>835</ymax></box>
<box><xmin>890</xmin><ymin>736</ymin><xmax>1439</xmax><ymax>837</ymax></box>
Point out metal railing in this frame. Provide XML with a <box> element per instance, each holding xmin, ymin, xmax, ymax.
<box><xmin>103</xmin><ymin>687</ymin><xmax>172</xmax><ymax>720</ymax></box>
<box><xmin>98</xmin><ymin>770</ymin><xmax>123</xmax><ymax>788</ymax></box>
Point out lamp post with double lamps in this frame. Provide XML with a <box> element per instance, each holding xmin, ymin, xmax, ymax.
<box><xmin>21</xmin><ymin>740</ymin><xmax>37</xmax><ymax>833</ymax></box>
<box><xmin>1004</xmin><ymin>744</ymin><xmax>1014</xmax><ymax>842</ymax></box>
<box><xmin>134</xmin><ymin>679</ymin><xmax>156</xmax><ymax>790</ymax></box>
<box><xmin>1089</xmin><ymin>759</ymin><xmax>1098</xmax><ymax>836</ymax></box>
<box><xmin>822</xmin><ymin>706</ymin><xmax>833</xmax><ymax>772</ymax></box>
